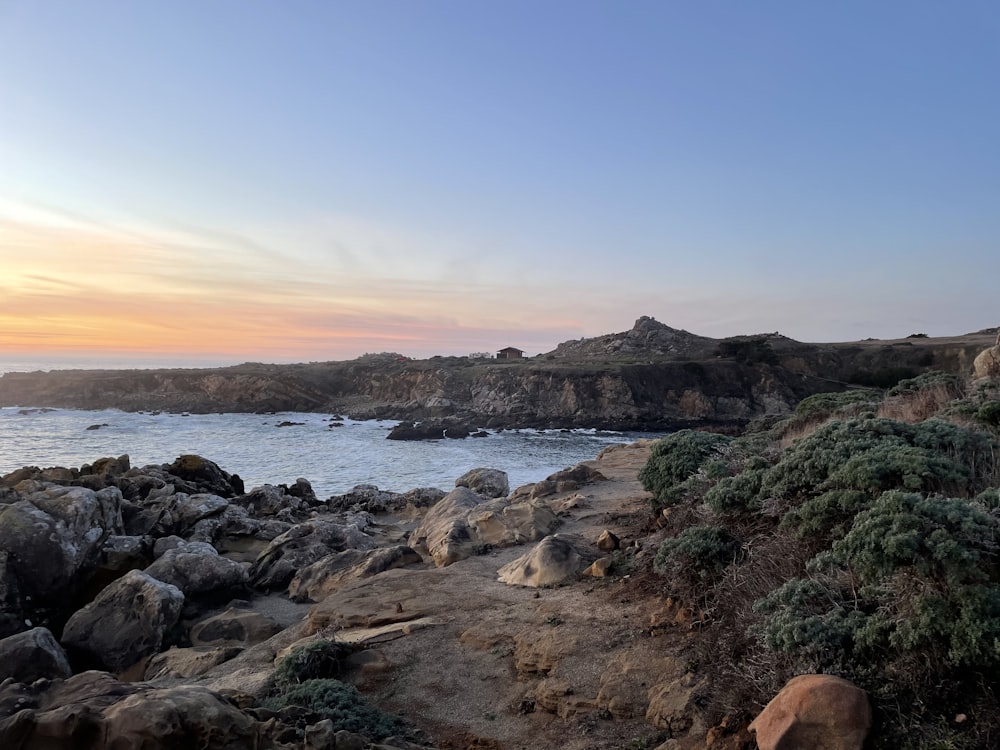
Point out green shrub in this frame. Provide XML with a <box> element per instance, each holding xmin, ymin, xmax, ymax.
<box><xmin>792</xmin><ymin>390</ymin><xmax>881</xmax><ymax>421</ymax></box>
<box><xmin>274</xmin><ymin>639</ymin><xmax>355</xmax><ymax>686</ymax></box>
<box><xmin>781</xmin><ymin>489</ymin><xmax>870</xmax><ymax>538</ymax></box>
<box><xmin>704</xmin><ymin>468</ymin><xmax>766</xmax><ymax>514</ymax></box>
<box><xmin>887</xmin><ymin>371</ymin><xmax>964</xmax><ymax>398</ymax></box>
<box><xmin>263</xmin><ymin>678</ymin><xmax>404</xmax><ymax>739</ymax></box>
<box><xmin>977</xmin><ymin>401</ymin><xmax>1000</xmax><ymax>427</ymax></box>
<box><xmin>639</xmin><ymin>430</ymin><xmax>732</xmax><ymax>512</ymax></box>
<box><xmin>760</xmin><ymin>417</ymin><xmax>995</xmax><ymax>513</ymax></box>
<box><xmin>655</xmin><ymin>525</ymin><xmax>738</xmax><ymax>582</ymax></box>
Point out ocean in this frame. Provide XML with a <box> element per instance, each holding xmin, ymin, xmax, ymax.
<box><xmin>0</xmin><ymin>407</ymin><xmax>653</xmax><ymax>498</ymax></box>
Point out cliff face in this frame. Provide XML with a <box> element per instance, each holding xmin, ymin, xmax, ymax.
<box><xmin>1</xmin><ymin>319</ymin><xmax>994</xmax><ymax>430</ymax></box>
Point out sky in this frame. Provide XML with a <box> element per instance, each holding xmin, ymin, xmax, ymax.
<box><xmin>1</xmin><ymin>1</ymin><xmax>998</xmax><ymax>364</ymax></box>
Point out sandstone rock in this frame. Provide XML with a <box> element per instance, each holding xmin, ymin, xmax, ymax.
<box><xmin>144</xmin><ymin>540</ymin><xmax>249</xmax><ymax>598</ymax></box>
<box><xmin>62</xmin><ymin>569</ymin><xmax>184</xmax><ymax>672</ymax></box>
<box><xmin>973</xmin><ymin>346</ymin><xmax>1000</xmax><ymax>379</ymax></box>
<box><xmin>546</xmin><ymin>463</ymin><xmax>607</xmax><ymax>485</ymax></box>
<box><xmin>455</xmin><ymin>467</ymin><xmax>510</xmax><ymax>499</ymax></box>
<box><xmin>497</xmin><ymin>535</ymin><xmax>593</xmax><ymax>587</ymax></box>
<box><xmin>0</xmin><ymin>672</ymin><xmax>261</xmax><ymax>749</ymax></box>
<box><xmin>144</xmin><ymin>645</ymin><xmax>244</xmax><ymax>679</ymax></box>
<box><xmin>289</xmin><ymin>545</ymin><xmax>424</xmax><ymax>602</ymax></box>
<box><xmin>0</xmin><ymin>627</ymin><xmax>72</xmax><ymax>682</ymax></box>
<box><xmin>250</xmin><ymin>520</ymin><xmax>377</xmax><ymax>591</ymax></box>
<box><xmin>190</xmin><ymin>607</ymin><xmax>283</xmax><ymax>648</ymax></box>
<box><xmin>468</xmin><ymin>499</ymin><xmax>559</xmax><ymax>548</ymax></box>
<box><xmin>583</xmin><ymin>556</ymin><xmax>613</xmax><ymax>577</ymax></box>
<box><xmin>408</xmin><ymin>487</ymin><xmax>487</xmax><ymax>566</ymax></box>
<box><xmin>597</xmin><ymin>530</ymin><xmax>620</xmax><ymax>552</ymax></box>
<box><xmin>512</xmin><ymin>626</ymin><xmax>580</xmax><ymax>677</ymax></box>
<box><xmin>749</xmin><ymin>674</ymin><xmax>871</xmax><ymax>750</ymax></box>
<box><xmin>646</xmin><ymin>671</ymin><xmax>707</xmax><ymax>737</ymax></box>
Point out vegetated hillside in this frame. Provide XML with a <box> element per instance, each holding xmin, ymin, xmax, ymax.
<box><xmin>638</xmin><ymin>364</ymin><xmax>1000</xmax><ymax>749</ymax></box>
<box><xmin>0</xmin><ymin>318</ymin><xmax>993</xmax><ymax>429</ymax></box>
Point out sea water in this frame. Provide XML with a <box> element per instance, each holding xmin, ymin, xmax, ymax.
<box><xmin>0</xmin><ymin>407</ymin><xmax>654</xmax><ymax>498</ymax></box>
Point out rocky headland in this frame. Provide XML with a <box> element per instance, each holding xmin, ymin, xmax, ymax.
<box><xmin>1</xmin><ymin>318</ymin><xmax>994</xmax><ymax>431</ymax></box>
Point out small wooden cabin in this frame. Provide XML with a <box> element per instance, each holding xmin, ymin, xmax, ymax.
<box><xmin>497</xmin><ymin>347</ymin><xmax>524</xmax><ymax>360</ymax></box>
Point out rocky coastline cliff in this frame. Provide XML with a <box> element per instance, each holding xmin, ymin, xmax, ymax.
<box><xmin>0</xmin><ymin>318</ymin><xmax>993</xmax><ymax>431</ymax></box>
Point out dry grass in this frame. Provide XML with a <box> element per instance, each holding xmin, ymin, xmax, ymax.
<box><xmin>878</xmin><ymin>384</ymin><xmax>964</xmax><ymax>423</ymax></box>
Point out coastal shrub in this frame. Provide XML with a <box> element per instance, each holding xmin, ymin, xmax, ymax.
<box><xmin>886</xmin><ymin>371</ymin><xmax>964</xmax><ymax>398</ymax></box>
<box><xmin>274</xmin><ymin>639</ymin><xmax>355</xmax><ymax>686</ymax></box>
<box><xmin>756</xmin><ymin>491</ymin><xmax>1000</xmax><ymax>684</ymax></box>
<box><xmin>639</xmin><ymin>430</ymin><xmax>731</xmax><ymax>512</ymax></box>
<box><xmin>704</xmin><ymin>468</ymin><xmax>766</xmax><ymax>514</ymax></box>
<box><xmin>752</xmin><ymin>577</ymin><xmax>863</xmax><ymax>664</ymax></box>
<box><xmin>654</xmin><ymin>525</ymin><xmax>738</xmax><ymax>582</ymax></box>
<box><xmin>977</xmin><ymin>401</ymin><xmax>1000</xmax><ymax>427</ymax></box>
<box><xmin>263</xmin><ymin>678</ymin><xmax>405</xmax><ymax>739</ymax></box>
<box><xmin>759</xmin><ymin>417</ymin><xmax>996</xmax><ymax>519</ymax></box>
<box><xmin>791</xmin><ymin>390</ymin><xmax>881</xmax><ymax>422</ymax></box>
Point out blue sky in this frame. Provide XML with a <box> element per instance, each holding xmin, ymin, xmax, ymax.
<box><xmin>0</xmin><ymin>1</ymin><xmax>997</xmax><ymax>361</ymax></box>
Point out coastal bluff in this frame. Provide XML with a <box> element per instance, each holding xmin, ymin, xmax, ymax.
<box><xmin>0</xmin><ymin>318</ymin><xmax>992</xmax><ymax>430</ymax></box>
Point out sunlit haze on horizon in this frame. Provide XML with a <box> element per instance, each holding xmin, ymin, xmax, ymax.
<box><xmin>1</xmin><ymin>1</ymin><xmax>997</xmax><ymax>363</ymax></box>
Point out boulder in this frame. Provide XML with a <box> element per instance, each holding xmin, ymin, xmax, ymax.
<box><xmin>289</xmin><ymin>545</ymin><xmax>425</xmax><ymax>602</ymax></box>
<box><xmin>61</xmin><ymin>570</ymin><xmax>184</xmax><ymax>672</ymax></box>
<box><xmin>250</xmin><ymin>520</ymin><xmax>377</xmax><ymax>592</ymax></box>
<box><xmin>468</xmin><ymin>499</ymin><xmax>559</xmax><ymax>547</ymax></box>
<box><xmin>597</xmin><ymin>530</ymin><xmax>620</xmax><ymax>552</ymax></box>
<box><xmin>497</xmin><ymin>535</ymin><xmax>594</xmax><ymax>587</ymax></box>
<box><xmin>455</xmin><ymin>468</ymin><xmax>510</xmax><ymax>499</ymax></box>
<box><xmin>0</xmin><ymin>672</ymin><xmax>261</xmax><ymax>749</ymax></box>
<box><xmin>0</xmin><ymin>485</ymin><xmax>124</xmax><ymax>636</ymax></box>
<box><xmin>408</xmin><ymin>487</ymin><xmax>487</xmax><ymax>566</ymax></box>
<box><xmin>167</xmin><ymin>454</ymin><xmax>244</xmax><ymax>497</ymax></box>
<box><xmin>749</xmin><ymin>674</ymin><xmax>872</xmax><ymax>750</ymax></box>
<box><xmin>232</xmin><ymin>484</ymin><xmax>311</xmax><ymax>519</ymax></box>
<box><xmin>386</xmin><ymin>420</ymin><xmax>472</xmax><ymax>440</ymax></box>
<box><xmin>190</xmin><ymin>607</ymin><xmax>283</xmax><ymax>648</ymax></box>
<box><xmin>973</xmin><ymin>346</ymin><xmax>1000</xmax><ymax>379</ymax></box>
<box><xmin>0</xmin><ymin>627</ymin><xmax>72</xmax><ymax>682</ymax></box>
<box><xmin>144</xmin><ymin>540</ymin><xmax>249</xmax><ymax>598</ymax></box>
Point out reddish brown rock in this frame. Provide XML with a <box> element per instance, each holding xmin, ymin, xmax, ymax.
<box><xmin>749</xmin><ymin>674</ymin><xmax>871</xmax><ymax>750</ymax></box>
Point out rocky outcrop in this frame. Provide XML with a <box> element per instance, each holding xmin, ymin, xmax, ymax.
<box><xmin>749</xmin><ymin>674</ymin><xmax>872</xmax><ymax>750</ymax></box>
<box><xmin>144</xmin><ymin>540</ymin><xmax>249</xmax><ymax>600</ymax></box>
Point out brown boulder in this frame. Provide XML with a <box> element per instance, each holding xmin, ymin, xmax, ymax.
<box><xmin>973</xmin><ymin>346</ymin><xmax>1000</xmax><ymax>379</ymax></box>
<box><xmin>749</xmin><ymin>674</ymin><xmax>871</xmax><ymax>750</ymax></box>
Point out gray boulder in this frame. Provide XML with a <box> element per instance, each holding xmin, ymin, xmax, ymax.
<box><xmin>497</xmin><ymin>534</ymin><xmax>595</xmax><ymax>587</ymax></box>
<box><xmin>62</xmin><ymin>569</ymin><xmax>184</xmax><ymax>672</ymax></box>
<box><xmin>289</xmin><ymin>545</ymin><xmax>425</xmax><ymax>602</ymax></box>
<box><xmin>0</xmin><ymin>627</ymin><xmax>71</xmax><ymax>682</ymax></box>
<box><xmin>144</xmin><ymin>541</ymin><xmax>249</xmax><ymax>598</ymax></box>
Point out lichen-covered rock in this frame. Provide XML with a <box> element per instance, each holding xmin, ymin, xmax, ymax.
<box><xmin>250</xmin><ymin>520</ymin><xmax>377</xmax><ymax>592</ymax></box>
<box><xmin>62</xmin><ymin>569</ymin><xmax>184</xmax><ymax>672</ymax></box>
<box><xmin>144</xmin><ymin>645</ymin><xmax>243</xmax><ymax>680</ymax></box>
<box><xmin>749</xmin><ymin>674</ymin><xmax>871</xmax><ymax>750</ymax></box>
<box><xmin>455</xmin><ymin>468</ymin><xmax>510</xmax><ymax>499</ymax></box>
<box><xmin>0</xmin><ymin>627</ymin><xmax>72</xmax><ymax>682</ymax></box>
<box><xmin>0</xmin><ymin>485</ymin><xmax>124</xmax><ymax>637</ymax></box>
<box><xmin>167</xmin><ymin>454</ymin><xmax>244</xmax><ymax>497</ymax></box>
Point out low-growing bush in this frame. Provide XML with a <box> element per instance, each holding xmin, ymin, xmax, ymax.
<box><xmin>263</xmin><ymin>678</ymin><xmax>405</xmax><ymax>739</ymax></box>
<box><xmin>704</xmin><ymin>469</ymin><xmax>766</xmax><ymax>514</ymax></box>
<box><xmin>639</xmin><ymin>430</ymin><xmax>731</xmax><ymax>512</ymax></box>
<box><xmin>655</xmin><ymin>525</ymin><xmax>739</xmax><ymax>583</ymax></box>
<box><xmin>274</xmin><ymin>639</ymin><xmax>355</xmax><ymax>686</ymax></box>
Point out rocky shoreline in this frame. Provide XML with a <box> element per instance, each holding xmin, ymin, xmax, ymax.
<box><xmin>0</xmin><ymin>443</ymin><xmax>716</xmax><ymax>749</ymax></box>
